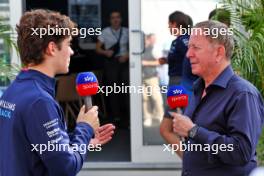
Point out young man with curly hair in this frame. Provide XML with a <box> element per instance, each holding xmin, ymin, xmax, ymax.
<box><xmin>0</xmin><ymin>9</ymin><xmax>114</xmax><ymax>176</ymax></box>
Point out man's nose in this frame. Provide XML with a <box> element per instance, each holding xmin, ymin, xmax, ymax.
<box><xmin>70</xmin><ymin>47</ymin><xmax>74</xmax><ymax>56</ymax></box>
<box><xmin>186</xmin><ymin>48</ymin><xmax>192</xmax><ymax>58</ymax></box>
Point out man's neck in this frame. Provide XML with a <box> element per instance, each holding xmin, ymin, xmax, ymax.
<box><xmin>203</xmin><ymin>62</ymin><xmax>230</xmax><ymax>88</ymax></box>
<box><xmin>27</xmin><ymin>64</ymin><xmax>55</xmax><ymax>78</ymax></box>
<box><xmin>111</xmin><ymin>26</ymin><xmax>121</xmax><ymax>31</ymax></box>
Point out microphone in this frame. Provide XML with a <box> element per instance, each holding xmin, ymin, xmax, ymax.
<box><xmin>167</xmin><ymin>85</ymin><xmax>188</xmax><ymax>110</ymax></box>
<box><xmin>167</xmin><ymin>85</ymin><xmax>189</xmax><ymax>141</ymax></box>
<box><xmin>76</xmin><ymin>72</ymin><xmax>99</xmax><ymax>112</ymax></box>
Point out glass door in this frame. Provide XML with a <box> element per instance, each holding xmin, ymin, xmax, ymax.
<box><xmin>129</xmin><ymin>0</ymin><xmax>219</xmax><ymax>163</ymax></box>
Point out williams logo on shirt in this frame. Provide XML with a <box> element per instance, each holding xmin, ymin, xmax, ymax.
<box><xmin>0</xmin><ymin>100</ymin><xmax>16</xmax><ymax>119</ymax></box>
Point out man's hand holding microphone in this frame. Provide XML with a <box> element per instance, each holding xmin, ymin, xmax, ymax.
<box><xmin>171</xmin><ymin>113</ymin><xmax>195</xmax><ymax>138</ymax></box>
<box><xmin>76</xmin><ymin>72</ymin><xmax>115</xmax><ymax>145</ymax></box>
<box><xmin>167</xmin><ymin>85</ymin><xmax>196</xmax><ymax>139</ymax></box>
<box><xmin>77</xmin><ymin>105</ymin><xmax>100</xmax><ymax>132</ymax></box>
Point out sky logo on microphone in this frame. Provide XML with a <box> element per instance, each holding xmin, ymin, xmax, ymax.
<box><xmin>173</xmin><ymin>89</ymin><xmax>183</xmax><ymax>95</ymax></box>
<box><xmin>84</xmin><ymin>76</ymin><xmax>94</xmax><ymax>82</ymax></box>
<box><xmin>167</xmin><ymin>85</ymin><xmax>188</xmax><ymax>109</ymax></box>
<box><xmin>76</xmin><ymin>72</ymin><xmax>99</xmax><ymax>97</ymax></box>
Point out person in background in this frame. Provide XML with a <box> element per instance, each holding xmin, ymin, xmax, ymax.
<box><xmin>157</xmin><ymin>41</ymin><xmax>170</xmax><ymax>110</ymax></box>
<box><xmin>159</xmin><ymin>11</ymin><xmax>194</xmax><ymax>158</ymax></box>
<box><xmin>180</xmin><ymin>14</ymin><xmax>198</xmax><ymax>98</ymax></box>
<box><xmin>142</xmin><ymin>33</ymin><xmax>164</xmax><ymax>127</ymax></box>
<box><xmin>159</xmin><ymin>11</ymin><xmax>189</xmax><ymax>85</ymax></box>
<box><xmin>208</xmin><ymin>8</ymin><xmax>231</xmax><ymax>27</ymax></box>
<box><xmin>96</xmin><ymin>11</ymin><xmax>129</xmax><ymax>128</ymax></box>
<box><xmin>0</xmin><ymin>9</ymin><xmax>115</xmax><ymax>176</ymax></box>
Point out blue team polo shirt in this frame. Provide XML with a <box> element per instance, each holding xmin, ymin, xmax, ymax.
<box><xmin>168</xmin><ymin>34</ymin><xmax>189</xmax><ymax>77</ymax></box>
<box><xmin>0</xmin><ymin>69</ymin><xmax>94</xmax><ymax>176</ymax></box>
<box><xmin>182</xmin><ymin>65</ymin><xmax>264</xmax><ymax>176</ymax></box>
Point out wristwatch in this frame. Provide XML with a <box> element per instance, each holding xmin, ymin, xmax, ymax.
<box><xmin>188</xmin><ymin>125</ymin><xmax>199</xmax><ymax>139</ymax></box>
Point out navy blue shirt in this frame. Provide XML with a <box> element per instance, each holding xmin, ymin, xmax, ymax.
<box><xmin>168</xmin><ymin>34</ymin><xmax>189</xmax><ymax>77</ymax></box>
<box><xmin>183</xmin><ymin>66</ymin><xmax>264</xmax><ymax>176</ymax></box>
<box><xmin>0</xmin><ymin>70</ymin><xmax>94</xmax><ymax>176</ymax></box>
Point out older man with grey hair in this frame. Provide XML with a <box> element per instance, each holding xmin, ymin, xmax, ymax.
<box><xmin>171</xmin><ymin>20</ymin><xmax>264</xmax><ymax>176</ymax></box>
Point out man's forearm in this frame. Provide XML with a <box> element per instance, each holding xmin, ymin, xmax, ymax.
<box><xmin>162</xmin><ymin>131</ymin><xmax>183</xmax><ymax>158</ymax></box>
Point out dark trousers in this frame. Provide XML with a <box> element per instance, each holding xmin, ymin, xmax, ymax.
<box><xmin>103</xmin><ymin>58</ymin><xmax>130</xmax><ymax>126</ymax></box>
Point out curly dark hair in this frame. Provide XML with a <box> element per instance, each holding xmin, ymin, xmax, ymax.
<box><xmin>169</xmin><ymin>11</ymin><xmax>189</xmax><ymax>29</ymax></box>
<box><xmin>16</xmin><ymin>9</ymin><xmax>76</xmax><ymax>66</ymax></box>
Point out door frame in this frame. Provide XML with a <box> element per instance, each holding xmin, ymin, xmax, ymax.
<box><xmin>128</xmin><ymin>0</ymin><xmax>180</xmax><ymax>163</ymax></box>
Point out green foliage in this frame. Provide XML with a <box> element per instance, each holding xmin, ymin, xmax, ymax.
<box><xmin>0</xmin><ymin>17</ymin><xmax>19</xmax><ymax>86</ymax></box>
<box><xmin>0</xmin><ymin>57</ymin><xmax>20</xmax><ymax>84</ymax></box>
<box><xmin>222</xmin><ymin>0</ymin><xmax>264</xmax><ymax>165</ymax></box>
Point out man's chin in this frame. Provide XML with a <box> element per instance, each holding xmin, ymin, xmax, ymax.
<box><xmin>57</xmin><ymin>68</ymin><xmax>69</xmax><ymax>75</ymax></box>
<box><xmin>191</xmin><ymin>65</ymin><xmax>200</xmax><ymax>74</ymax></box>
<box><xmin>191</xmin><ymin>69</ymin><xmax>199</xmax><ymax>76</ymax></box>
<box><xmin>64</xmin><ymin>69</ymin><xmax>69</xmax><ymax>74</ymax></box>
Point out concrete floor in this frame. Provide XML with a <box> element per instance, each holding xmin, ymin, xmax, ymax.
<box><xmin>81</xmin><ymin>128</ymin><xmax>182</xmax><ymax>176</ymax></box>
<box><xmin>78</xmin><ymin>162</ymin><xmax>182</xmax><ymax>176</ymax></box>
<box><xmin>78</xmin><ymin>170</ymin><xmax>181</xmax><ymax>176</ymax></box>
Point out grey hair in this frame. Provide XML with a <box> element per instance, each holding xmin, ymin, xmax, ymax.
<box><xmin>194</xmin><ymin>20</ymin><xmax>234</xmax><ymax>59</ymax></box>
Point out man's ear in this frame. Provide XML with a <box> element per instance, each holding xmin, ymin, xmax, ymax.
<box><xmin>216</xmin><ymin>45</ymin><xmax>226</xmax><ymax>62</ymax></box>
<box><xmin>44</xmin><ymin>41</ymin><xmax>57</xmax><ymax>56</ymax></box>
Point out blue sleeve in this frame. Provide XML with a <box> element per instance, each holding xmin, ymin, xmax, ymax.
<box><xmin>193</xmin><ymin>92</ymin><xmax>263</xmax><ymax>165</ymax></box>
<box><xmin>25</xmin><ymin>98</ymin><xmax>94</xmax><ymax>176</ymax></box>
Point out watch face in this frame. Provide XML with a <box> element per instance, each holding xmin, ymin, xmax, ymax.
<box><xmin>189</xmin><ymin>126</ymin><xmax>198</xmax><ymax>138</ymax></box>
<box><xmin>190</xmin><ymin>130</ymin><xmax>195</xmax><ymax>138</ymax></box>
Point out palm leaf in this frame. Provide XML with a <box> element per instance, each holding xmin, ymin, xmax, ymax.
<box><xmin>222</xmin><ymin>0</ymin><xmax>264</xmax><ymax>165</ymax></box>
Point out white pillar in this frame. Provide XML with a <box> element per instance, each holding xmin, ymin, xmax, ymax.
<box><xmin>9</xmin><ymin>0</ymin><xmax>22</xmax><ymax>66</ymax></box>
